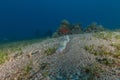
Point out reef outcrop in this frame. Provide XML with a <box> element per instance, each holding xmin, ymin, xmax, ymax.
<box><xmin>52</xmin><ymin>20</ymin><xmax>105</xmax><ymax>37</ymax></box>
<box><xmin>84</xmin><ymin>22</ymin><xmax>104</xmax><ymax>33</ymax></box>
<box><xmin>52</xmin><ymin>19</ymin><xmax>83</xmax><ymax>37</ymax></box>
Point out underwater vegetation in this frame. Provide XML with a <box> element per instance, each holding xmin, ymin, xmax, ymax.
<box><xmin>96</xmin><ymin>57</ymin><xmax>115</xmax><ymax>66</ymax></box>
<box><xmin>115</xmin><ymin>34</ymin><xmax>120</xmax><ymax>39</ymax></box>
<box><xmin>0</xmin><ymin>50</ymin><xmax>8</xmax><ymax>64</ymax></box>
<box><xmin>85</xmin><ymin>33</ymin><xmax>120</xmax><ymax>58</ymax></box>
<box><xmin>84</xmin><ymin>44</ymin><xmax>112</xmax><ymax>56</ymax></box>
<box><xmin>17</xmin><ymin>60</ymin><xmax>33</xmax><ymax>80</ymax></box>
<box><xmin>0</xmin><ymin>38</ymin><xmax>45</xmax><ymax>64</ymax></box>
<box><xmin>49</xmin><ymin>60</ymin><xmax>104</xmax><ymax>80</ymax></box>
<box><xmin>93</xmin><ymin>32</ymin><xmax>113</xmax><ymax>40</ymax></box>
<box><xmin>111</xmin><ymin>42</ymin><xmax>120</xmax><ymax>58</ymax></box>
<box><xmin>82</xmin><ymin>63</ymin><xmax>103</xmax><ymax>80</ymax></box>
<box><xmin>44</xmin><ymin>47</ymin><xmax>57</xmax><ymax>56</ymax></box>
<box><xmin>84</xmin><ymin>32</ymin><xmax>120</xmax><ymax>68</ymax></box>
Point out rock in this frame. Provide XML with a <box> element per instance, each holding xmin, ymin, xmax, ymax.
<box><xmin>61</xmin><ymin>19</ymin><xmax>70</xmax><ymax>26</ymax></box>
<box><xmin>71</xmin><ymin>23</ymin><xmax>83</xmax><ymax>34</ymax></box>
<box><xmin>85</xmin><ymin>22</ymin><xmax>104</xmax><ymax>32</ymax></box>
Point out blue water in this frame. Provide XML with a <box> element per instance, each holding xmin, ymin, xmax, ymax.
<box><xmin>0</xmin><ymin>0</ymin><xmax>120</xmax><ymax>41</ymax></box>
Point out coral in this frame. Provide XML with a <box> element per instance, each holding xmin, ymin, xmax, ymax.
<box><xmin>52</xmin><ymin>20</ymin><xmax>106</xmax><ymax>37</ymax></box>
<box><xmin>52</xmin><ymin>20</ymin><xmax>83</xmax><ymax>37</ymax></box>
<box><xmin>57</xmin><ymin>19</ymin><xmax>71</xmax><ymax>36</ymax></box>
<box><xmin>85</xmin><ymin>22</ymin><xmax>104</xmax><ymax>32</ymax></box>
<box><xmin>59</xmin><ymin>27</ymin><xmax>70</xmax><ymax>35</ymax></box>
<box><xmin>71</xmin><ymin>23</ymin><xmax>83</xmax><ymax>34</ymax></box>
<box><xmin>52</xmin><ymin>20</ymin><xmax>106</xmax><ymax>38</ymax></box>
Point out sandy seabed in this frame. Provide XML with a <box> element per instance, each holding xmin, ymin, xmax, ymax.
<box><xmin>0</xmin><ymin>31</ymin><xmax>120</xmax><ymax>80</ymax></box>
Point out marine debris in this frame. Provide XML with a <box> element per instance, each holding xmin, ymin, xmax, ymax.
<box><xmin>56</xmin><ymin>35</ymin><xmax>70</xmax><ymax>53</ymax></box>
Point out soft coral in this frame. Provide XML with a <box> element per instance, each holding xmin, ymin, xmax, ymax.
<box><xmin>60</xmin><ymin>27</ymin><xmax>70</xmax><ymax>35</ymax></box>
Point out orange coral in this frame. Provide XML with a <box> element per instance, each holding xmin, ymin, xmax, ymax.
<box><xmin>60</xmin><ymin>27</ymin><xmax>70</xmax><ymax>34</ymax></box>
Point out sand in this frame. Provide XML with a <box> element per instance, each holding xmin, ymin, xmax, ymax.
<box><xmin>0</xmin><ymin>31</ymin><xmax>120</xmax><ymax>80</ymax></box>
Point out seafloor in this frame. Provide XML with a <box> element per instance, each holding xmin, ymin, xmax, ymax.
<box><xmin>0</xmin><ymin>31</ymin><xmax>120</xmax><ymax>80</ymax></box>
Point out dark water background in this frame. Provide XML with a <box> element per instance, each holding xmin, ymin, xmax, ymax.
<box><xmin>0</xmin><ymin>0</ymin><xmax>120</xmax><ymax>42</ymax></box>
